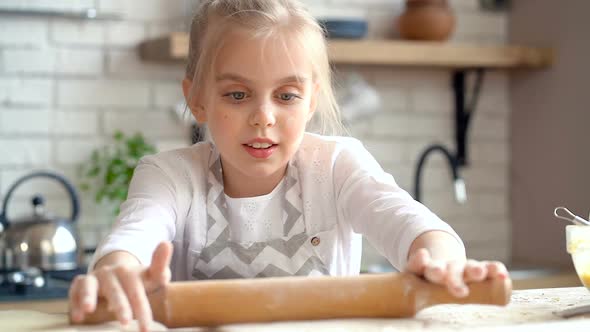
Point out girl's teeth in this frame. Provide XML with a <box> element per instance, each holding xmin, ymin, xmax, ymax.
<box><xmin>248</xmin><ymin>142</ymin><xmax>272</xmax><ymax>149</ymax></box>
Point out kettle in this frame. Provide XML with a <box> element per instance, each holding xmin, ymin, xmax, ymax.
<box><xmin>0</xmin><ymin>171</ymin><xmax>83</xmax><ymax>272</ymax></box>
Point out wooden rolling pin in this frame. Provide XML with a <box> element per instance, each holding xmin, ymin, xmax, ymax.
<box><xmin>75</xmin><ymin>272</ymin><xmax>512</xmax><ymax>328</ymax></box>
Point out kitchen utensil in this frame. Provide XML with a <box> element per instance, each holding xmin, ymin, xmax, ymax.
<box><xmin>76</xmin><ymin>272</ymin><xmax>512</xmax><ymax>328</ymax></box>
<box><xmin>554</xmin><ymin>207</ymin><xmax>590</xmax><ymax>226</ymax></box>
<box><xmin>0</xmin><ymin>171</ymin><xmax>83</xmax><ymax>272</ymax></box>
<box><xmin>555</xmin><ymin>304</ymin><xmax>590</xmax><ymax>318</ymax></box>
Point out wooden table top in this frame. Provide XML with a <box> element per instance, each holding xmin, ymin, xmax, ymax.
<box><xmin>0</xmin><ymin>287</ymin><xmax>588</xmax><ymax>331</ymax></box>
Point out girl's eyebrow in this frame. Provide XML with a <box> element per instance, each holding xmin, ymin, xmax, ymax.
<box><xmin>215</xmin><ymin>73</ymin><xmax>310</xmax><ymax>85</ymax></box>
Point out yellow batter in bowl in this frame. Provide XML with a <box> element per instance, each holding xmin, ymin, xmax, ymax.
<box><xmin>566</xmin><ymin>225</ymin><xmax>590</xmax><ymax>290</ymax></box>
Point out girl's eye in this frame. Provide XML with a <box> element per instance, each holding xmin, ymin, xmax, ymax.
<box><xmin>228</xmin><ymin>92</ymin><xmax>246</xmax><ymax>100</ymax></box>
<box><xmin>278</xmin><ymin>93</ymin><xmax>301</xmax><ymax>102</ymax></box>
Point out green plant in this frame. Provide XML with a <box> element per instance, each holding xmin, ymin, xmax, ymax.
<box><xmin>78</xmin><ymin>131</ymin><xmax>156</xmax><ymax>216</ymax></box>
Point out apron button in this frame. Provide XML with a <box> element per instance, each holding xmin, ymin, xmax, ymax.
<box><xmin>311</xmin><ymin>237</ymin><xmax>320</xmax><ymax>246</ymax></box>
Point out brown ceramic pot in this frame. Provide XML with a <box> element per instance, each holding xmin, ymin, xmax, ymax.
<box><xmin>397</xmin><ymin>0</ymin><xmax>455</xmax><ymax>41</ymax></box>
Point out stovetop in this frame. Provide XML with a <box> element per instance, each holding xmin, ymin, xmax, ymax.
<box><xmin>0</xmin><ymin>268</ymin><xmax>86</xmax><ymax>302</ymax></box>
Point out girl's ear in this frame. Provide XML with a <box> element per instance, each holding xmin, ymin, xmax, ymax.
<box><xmin>307</xmin><ymin>82</ymin><xmax>320</xmax><ymax>122</ymax></box>
<box><xmin>182</xmin><ymin>78</ymin><xmax>208</xmax><ymax>123</ymax></box>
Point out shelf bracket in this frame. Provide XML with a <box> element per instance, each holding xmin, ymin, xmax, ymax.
<box><xmin>453</xmin><ymin>68</ymin><xmax>485</xmax><ymax>167</ymax></box>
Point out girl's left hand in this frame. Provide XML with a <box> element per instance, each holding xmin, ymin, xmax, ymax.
<box><xmin>405</xmin><ymin>248</ymin><xmax>510</xmax><ymax>298</ymax></box>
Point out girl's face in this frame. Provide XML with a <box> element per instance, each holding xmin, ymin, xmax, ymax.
<box><xmin>185</xmin><ymin>28</ymin><xmax>318</xmax><ymax>197</ymax></box>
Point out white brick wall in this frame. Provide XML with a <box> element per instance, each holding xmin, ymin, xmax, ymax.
<box><xmin>0</xmin><ymin>139</ymin><xmax>52</xmax><ymax>166</ymax></box>
<box><xmin>5</xmin><ymin>47</ymin><xmax>103</xmax><ymax>75</ymax></box>
<box><xmin>0</xmin><ymin>0</ymin><xmax>511</xmax><ymax>266</ymax></box>
<box><xmin>57</xmin><ymin>80</ymin><xmax>150</xmax><ymax>107</ymax></box>
<box><xmin>105</xmin><ymin>22</ymin><xmax>146</xmax><ymax>46</ymax></box>
<box><xmin>0</xmin><ymin>78</ymin><xmax>53</xmax><ymax>105</ymax></box>
<box><xmin>52</xmin><ymin>111</ymin><xmax>99</xmax><ymax>135</ymax></box>
<box><xmin>0</xmin><ymin>108</ymin><xmax>51</xmax><ymax>134</ymax></box>
<box><xmin>0</xmin><ymin>1</ymin><xmax>95</xmax><ymax>12</ymax></box>
<box><xmin>0</xmin><ymin>18</ymin><xmax>48</xmax><ymax>46</ymax></box>
<box><xmin>55</xmin><ymin>139</ymin><xmax>103</xmax><ymax>165</ymax></box>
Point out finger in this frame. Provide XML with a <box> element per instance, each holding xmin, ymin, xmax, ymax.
<box><xmin>424</xmin><ymin>260</ymin><xmax>447</xmax><ymax>284</ymax></box>
<box><xmin>68</xmin><ymin>275</ymin><xmax>85</xmax><ymax>323</ymax></box>
<box><xmin>405</xmin><ymin>248</ymin><xmax>430</xmax><ymax>276</ymax></box>
<box><xmin>144</xmin><ymin>242</ymin><xmax>173</xmax><ymax>289</ymax></box>
<box><xmin>445</xmin><ymin>261</ymin><xmax>468</xmax><ymax>298</ymax></box>
<box><xmin>484</xmin><ymin>261</ymin><xmax>509</xmax><ymax>279</ymax></box>
<box><xmin>69</xmin><ymin>275</ymin><xmax>99</xmax><ymax>322</ymax></box>
<box><xmin>97</xmin><ymin>271</ymin><xmax>133</xmax><ymax>325</ymax></box>
<box><xmin>78</xmin><ymin>274</ymin><xmax>99</xmax><ymax>313</ymax></box>
<box><xmin>118</xmin><ymin>269</ymin><xmax>153</xmax><ymax>332</ymax></box>
<box><xmin>463</xmin><ymin>259</ymin><xmax>486</xmax><ymax>283</ymax></box>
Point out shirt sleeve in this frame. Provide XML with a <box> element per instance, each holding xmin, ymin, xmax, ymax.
<box><xmin>88</xmin><ymin>156</ymin><xmax>177</xmax><ymax>271</ymax></box>
<box><xmin>333</xmin><ymin>138</ymin><xmax>465</xmax><ymax>271</ymax></box>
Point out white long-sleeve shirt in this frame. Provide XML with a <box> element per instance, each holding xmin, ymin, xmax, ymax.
<box><xmin>90</xmin><ymin>133</ymin><xmax>464</xmax><ymax>279</ymax></box>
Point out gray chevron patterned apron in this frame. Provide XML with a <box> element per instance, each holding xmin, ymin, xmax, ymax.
<box><xmin>191</xmin><ymin>149</ymin><xmax>329</xmax><ymax>280</ymax></box>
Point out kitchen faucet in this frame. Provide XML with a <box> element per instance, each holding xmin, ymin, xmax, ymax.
<box><xmin>413</xmin><ymin>144</ymin><xmax>466</xmax><ymax>204</ymax></box>
<box><xmin>412</xmin><ymin>70</ymin><xmax>485</xmax><ymax>204</ymax></box>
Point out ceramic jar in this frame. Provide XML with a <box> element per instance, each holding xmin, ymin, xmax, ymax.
<box><xmin>397</xmin><ymin>0</ymin><xmax>455</xmax><ymax>41</ymax></box>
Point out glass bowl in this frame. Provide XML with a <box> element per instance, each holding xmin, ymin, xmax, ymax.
<box><xmin>566</xmin><ymin>225</ymin><xmax>590</xmax><ymax>290</ymax></box>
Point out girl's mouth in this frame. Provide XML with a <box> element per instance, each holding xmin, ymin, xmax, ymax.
<box><xmin>242</xmin><ymin>143</ymin><xmax>278</xmax><ymax>159</ymax></box>
<box><xmin>246</xmin><ymin>142</ymin><xmax>273</xmax><ymax>149</ymax></box>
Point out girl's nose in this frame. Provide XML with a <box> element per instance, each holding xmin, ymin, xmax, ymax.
<box><xmin>249</xmin><ymin>103</ymin><xmax>276</xmax><ymax>128</ymax></box>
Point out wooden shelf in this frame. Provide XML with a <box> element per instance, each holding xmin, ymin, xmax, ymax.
<box><xmin>328</xmin><ymin>40</ymin><xmax>553</xmax><ymax>69</ymax></box>
<box><xmin>138</xmin><ymin>32</ymin><xmax>553</xmax><ymax>69</ymax></box>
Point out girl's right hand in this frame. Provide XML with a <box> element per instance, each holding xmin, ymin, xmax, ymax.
<box><xmin>68</xmin><ymin>242</ymin><xmax>172</xmax><ymax>332</ymax></box>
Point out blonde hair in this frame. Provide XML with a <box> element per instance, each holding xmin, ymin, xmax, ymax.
<box><xmin>185</xmin><ymin>0</ymin><xmax>345</xmax><ymax>136</ymax></box>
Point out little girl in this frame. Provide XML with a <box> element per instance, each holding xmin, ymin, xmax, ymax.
<box><xmin>69</xmin><ymin>0</ymin><xmax>509</xmax><ymax>331</ymax></box>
